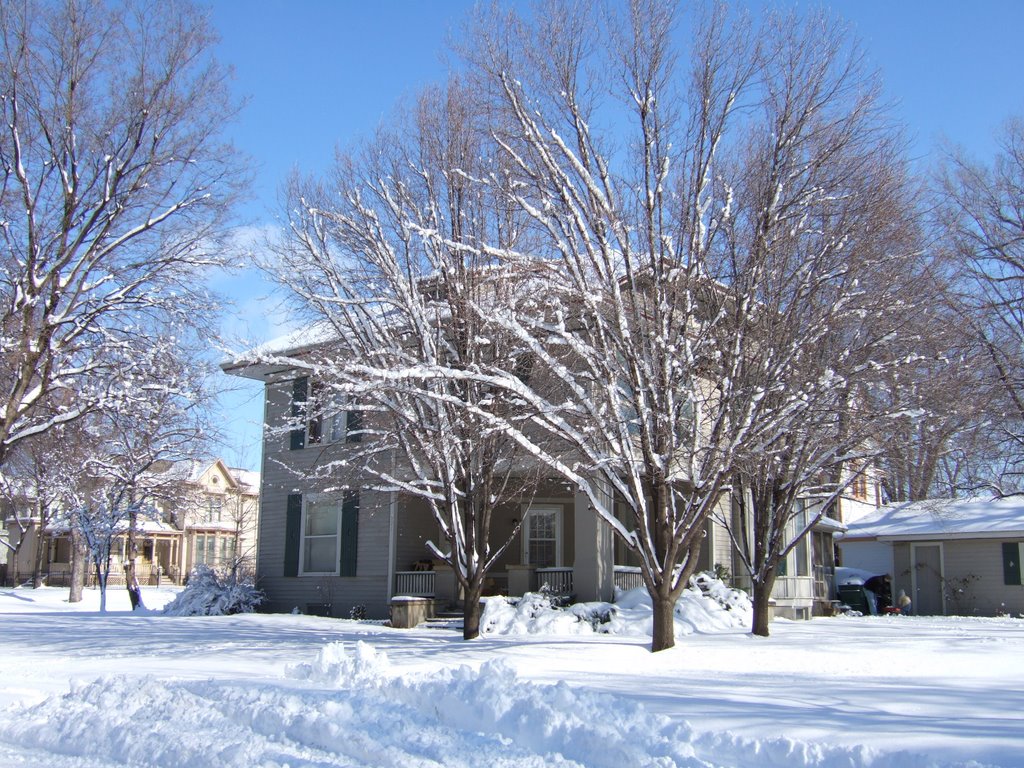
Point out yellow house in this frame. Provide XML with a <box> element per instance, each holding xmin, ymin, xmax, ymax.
<box><xmin>3</xmin><ymin>459</ymin><xmax>259</xmax><ymax>587</ymax></box>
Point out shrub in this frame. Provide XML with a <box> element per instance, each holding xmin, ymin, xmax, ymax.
<box><xmin>163</xmin><ymin>565</ymin><xmax>263</xmax><ymax>616</ymax></box>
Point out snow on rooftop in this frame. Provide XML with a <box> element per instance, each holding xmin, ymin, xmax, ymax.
<box><xmin>229</xmin><ymin>468</ymin><xmax>260</xmax><ymax>490</ymax></box>
<box><xmin>842</xmin><ymin>495</ymin><xmax>1024</xmax><ymax>539</ymax></box>
<box><xmin>251</xmin><ymin>321</ymin><xmax>336</xmax><ymax>358</ymax></box>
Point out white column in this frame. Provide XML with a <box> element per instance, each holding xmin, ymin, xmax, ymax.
<box><xmin>386</xmin><ymin>491</ymin><xmax>398</xmax><ymax>601</ymax></box>
<box><xmin>573</xmin><ymin>483</ymin><xmax>615</xmax><ymax>602</ymax></box>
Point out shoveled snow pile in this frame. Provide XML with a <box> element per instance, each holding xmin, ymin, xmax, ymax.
<box><xmin>481</xmin><ymin>571</ymin><xmax>752</xmax><ymax>637</ymax></box>
<box><xmin>0</xmin><ymin>640</ymin><xmax>980</xmax><ymax>768</ymax></box>
<box><xmin>162</xmin><ymin>566</ymin><xmax>263</xmax><ymax>617</ymax></box>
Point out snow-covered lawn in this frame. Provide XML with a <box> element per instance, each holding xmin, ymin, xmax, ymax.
<box><xmin>1</xmin><ymin>586</ymin><xmax>1021</xmax><ymax>768</ymax></box>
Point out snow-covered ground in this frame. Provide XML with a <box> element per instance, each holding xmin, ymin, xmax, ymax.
<box><xmin>1</xmin><ymin>586</ymin><xmax>1021</xmax><ymax>768</ymax></box>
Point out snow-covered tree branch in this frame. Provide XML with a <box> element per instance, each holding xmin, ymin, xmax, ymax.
<box><xmin>0</xmin><ymin>0</ymin><xmax>242</xmax><ymax>466</ymax></box>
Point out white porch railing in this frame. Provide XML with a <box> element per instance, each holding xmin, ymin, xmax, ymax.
<box><xmin>536</xmin><ymin>567</ymin><xmax>573</xmax><ymax>595</ymax></box>
<box><xmin>394</xmin><ymin>570</ymin><xmax>435</xmax><ymax>597</ymax></box>
<box><xmin>613</xmin><ymin>566</ymin><xmax>644</xmax><ymax>593</ymax></box>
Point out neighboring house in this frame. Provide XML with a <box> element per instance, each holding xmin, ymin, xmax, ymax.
<box><xmin>837</xmin><ymin>496</ymin><xmax>1024</xmax><ymax>616</ymax></box>
<box><xmin>725</xmin><ymin>465</ymin><xmax>882</xmax><ymax>620</ymax></box>
<box><xmin>3</xmin><ymin>459</ymin><xmax>259</xmax><ymax>587</ymax></box>
<box><xmin>225</xmin><ymin>346</ymin><xmax>878</xmax><ymax>621</ymax></box>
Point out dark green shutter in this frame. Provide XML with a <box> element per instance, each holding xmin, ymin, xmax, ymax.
<box><xmin>284</xmin><ymin>493</ymin><xmax>302</xmax><ymax>577</ymax></box>
<box><xmin>345</xmin><ymin>401</ymin><xmax>362</xmax><ymax>443</ymax></box>
<box><xmin>340</xmin><ymin>490</ymin><xmax>359</xmax><ymax>576</ymax></box>
<box><xmin>290</xmin><ymin>377</ymin><xmax>307</xmax><ymax>450</ymax></box>
<box><xmin>1003</xmin><ymin>542</ymin><xmax>1021</xmax><ymax>586</ymax></box>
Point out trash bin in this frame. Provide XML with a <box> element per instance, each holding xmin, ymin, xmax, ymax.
<box><xmin>836</xmin><ymin>584</ymin><xmax>878</xmax><ymax>615</ymax></box>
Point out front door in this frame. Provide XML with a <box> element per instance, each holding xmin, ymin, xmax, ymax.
<box><xmin>912</xmin><ymin>544</ymin><xmax>944</xmax><ymax>615</ymax></box>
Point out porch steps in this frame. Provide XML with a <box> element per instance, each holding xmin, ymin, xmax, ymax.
<box><xmin>422</xmin><ymin>609</ymin><xmax>464</xmax><ymax>630</ymax></box>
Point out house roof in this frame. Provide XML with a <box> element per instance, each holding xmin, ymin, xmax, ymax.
<box><xmin>221</xmin><ymin>322</ymin><xmax>337</xmax><ymax>380</ymax></box>
<box><xmin>840</xmin><ymin>496</ymin><xmax>1024</xmax><ymax>541</ymax></box>
<box><xmin>151</xmin><ymin>459</ymin><xmax>259</xmax><ymax>493</ymax></box>
<box><xmin>229</xmin><ymin>468</ymin><xmax>260</xmax><ymax>491</ymax></box>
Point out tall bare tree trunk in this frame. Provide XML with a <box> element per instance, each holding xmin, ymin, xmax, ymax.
<box><xmin>462</xmin><ymin>580</ymin><xmax>485</xmax><ymax>641</ymax></box>
<box><xmin>68</xmin><ymin>527</ymin><xmax>87</xmax><ymax>602</ymax></box>
<box><xmin>651</xmin><ymin>592</ymin><xmax>676</xmax><ymax>652</ymax></box>
<box><xmin>751</xmin><ymin>573</ymin><xmax>776</xmax><ymax>637</ymax></box>
<box><xmin>97</xmin><ymin>564</ymin><xmax>108</xmax><ymax>613</ymax></box>
<box><xmin>125</xmin><ymin>508</ymin><xmax>143</xmax><ymax>610</ymax></box>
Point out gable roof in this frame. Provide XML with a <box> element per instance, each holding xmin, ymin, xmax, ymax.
<box><xmin>841</xmin><ymin>496</ymin><xmax>1024</xmax><ymax>541</ymax></box>
<box><xmin>149</xmin><ymin>459</ymin><xmax>259</xmax><ymax>493</ymax></box>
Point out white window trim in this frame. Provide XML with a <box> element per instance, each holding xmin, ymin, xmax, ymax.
<box><xmin>521</xmin><ymin>504</ymin><xmax>563</xmax><ymax>567</ymax></box>
<box><xmin>327</xmin><ymin>406</ymin><xmax>348</xmax><ymax>444</ymax></box>
<box><xmin>298</xmin><ymin>496</ymin><xmax>343</xmax><ymax>577</ymax></box>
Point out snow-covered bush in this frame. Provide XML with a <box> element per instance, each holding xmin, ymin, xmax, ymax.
<box><xmin>162</xmin><ymin>566</ymin><xmax>263</xmax><ymax>617</ymax></box>
<box><xmin>481</xmin><ymin>572</ymin><xmax>752</xmax><ymax>638</ymax></box>
<box><xmin>689</xmin><ymin>571</ymin><xmax>751</xmax><ymax>613</ymax></box>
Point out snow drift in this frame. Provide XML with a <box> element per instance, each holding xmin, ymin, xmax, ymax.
<box><xmin>0</xmin><ymin>640</ymin><xmax>994</xmax><ymax>768</ymax></box>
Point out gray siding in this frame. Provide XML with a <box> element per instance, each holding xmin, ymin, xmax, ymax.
<box><xmin>941</xmin><ymin>538</ymin><xmax>1024</xmax><ymax>616</ymax></box>
<box><xmin>838</xmin><ymin>540</ymin><xmax>895</xmax><ymax>579</ymax></box>
<box><xmin>879</xmin><ymin>538</ymin><xmax>1024</xmax><ymax>616</ymax></box>
<box><xmin>257</xmin><ymin>379</ymin><xmax>392</xmax><ymax>619</ymax></box>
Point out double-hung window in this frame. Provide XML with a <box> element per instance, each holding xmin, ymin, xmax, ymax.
<box><xmin>290</xmin><ymin>377</ymin><xmax>361</xmax><ymax>449</ymax></box>
<box><xmin>206</xmin><ymin>495</ymin><xmax>223</xmax><ymax>523</ymax></box>
<box><xmin>523</xmin><ymin>506</ymin><xmax>561</xmax><ymax>568</ymax></box>
<box><xmin>285</xmin><ymin>491</ymin><xmax>359</xmax><ymax>578</ymax></box>
<box><xmin>301</xmin><ymin>499</ymin><xmax>341</xmax><ymax>574</ymax></box>
<box><xmin>195</xmin><ymin>534</ymin><xmax>218</xmax><ymax>566</ymax></box>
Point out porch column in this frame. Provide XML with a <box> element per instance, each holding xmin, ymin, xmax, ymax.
<box><xmin>386</xmin><ymin>491</ymin><xmax>398</xmax><ymax>602</ymax></box>
<box><xmin>573</xmin><ymin>484</ymin><xmax>615</xmax><ymax>602</ymax></box>
<box><xmin>433</xmin><ymin>563</ymin><xmax>459</xmax><ymax>609</ymax></box>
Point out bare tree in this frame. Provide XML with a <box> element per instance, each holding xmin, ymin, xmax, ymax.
<box><xmin>938</xmin><ymin>117</ymin><xmax>1024</xmax><ymax>491</ymax></box>
<box><xmin>868</xmin><ymin>301</ymin><xmax>996</xmax><ymax>502</ymax></box>
<box><xmin>709</xmin><ymin>10</ymin><xmax>926</xmax><ymax>635</ymax></box>
<box><xmin>78</xmin><ymin>346</ymin><xmax>212</xmax><ymax>609</ymax></box>
<box><xmin>221</xmin><ymin>473</ymin><xmax>258</xmax><ymax>577</ymax></box>
<box><xmin>0</xmin><ymin>0</ymin><xmax>241</xmax><ymax>466</ymax></box>
<box><xmin>444</xmin><ymin>0</ymin><xmax>798</xmax><ymax>652</ymax></box>
<box><xmin>267</xmin><ymin>80</ymin><xmax>541</xmax><ymax>640</ymax></box>
<box><xmin>0</xmin><ymin>409</ymin><xmax>95</xmax><ymax>588</ymax></box>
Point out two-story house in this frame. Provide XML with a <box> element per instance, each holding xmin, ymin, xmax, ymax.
<box><xmin>224</xmin><ymin>337</ymin><xmax>877</xmax><ymax>621</ymax></box>
<box><xmin>3</xmin><ymin>458</ymin><xmax>259</xmax><ymax>587</ymax></box>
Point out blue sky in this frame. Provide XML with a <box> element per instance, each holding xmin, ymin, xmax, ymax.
<box><xmin>208</xmin><ymin>1</ymin><xmax>1024</xmax><ymax>470</ymax></box>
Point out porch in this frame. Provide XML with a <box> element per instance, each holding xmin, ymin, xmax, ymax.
<box><xmin>392</xmin><ymin>564</ymin><xmax>646</xmax><ymax>600</ymax></box>
<box><xmin>388</xmin><ymin>481</ymin><xmax>642</xmax><ymax>605</ymax></box>
<box><xmin>34</xmin><ymin>529</ymin><xmax>185</xmax><ymax>587</ymax></box>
